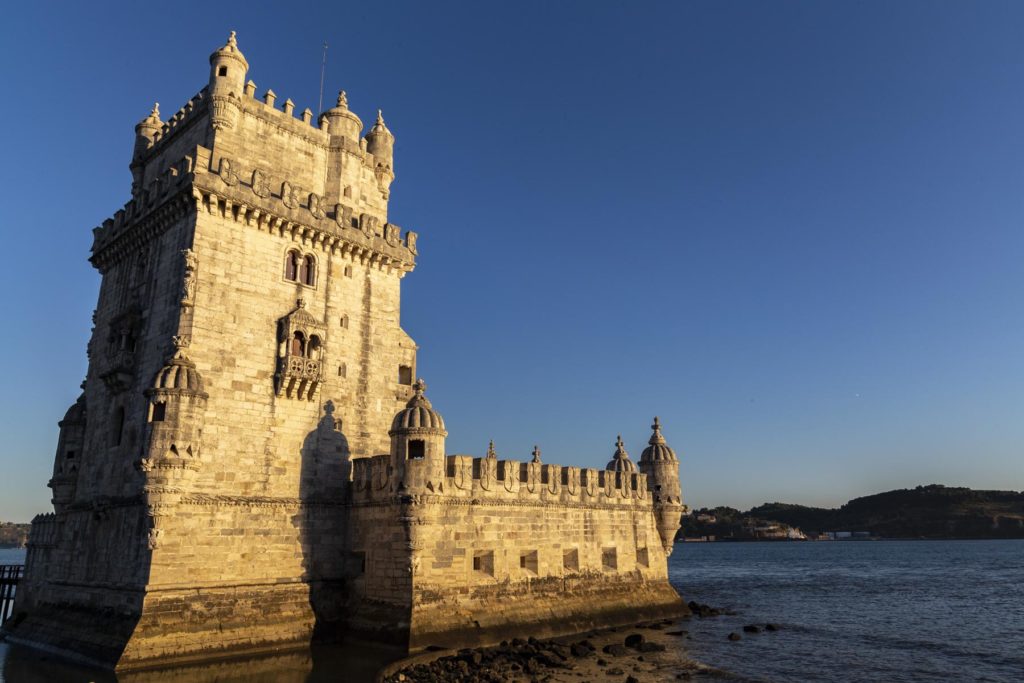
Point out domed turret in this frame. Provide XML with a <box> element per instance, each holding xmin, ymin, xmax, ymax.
<box><xmin>133</xmin><ymin>103</ymin><xmax>162</xmax><ymax>160</ymax></box>
<box><xmin>321</xmin><ymin>90</ymin><xmax>363</xmax><ymax>144</ymax></box>
<box><xmin>152</xmin><ymin>348</ymin><xmax>206</xmax><ymax>395</ymax></box>
<box><xmin>606</xmin><ymin>435</ymin><xmax>637</xmax><ymax>472</ymax></box>
<box><xmin>208</xmin><ymin>31</ymin><xmax>247</xmax><ymax>131</ymax></box>
<box><xmin>389</xmin><ymin>378</ymin><xmax>447</xmax><ymax>493</ymax></box>
<box><xmin>640</xmin><ymin>416</ymin><xmax>677</xmax><ymax>463</ymax></box>
<box><xmin>208</xmin><ymin>30</ymin><xmax>248</xmax><ymax>97</ymax></box>
<box><xmin>140</xmin><ymin>339</ymin><xmax>209</xmax><ymax>507</ymax></box>
<box><xmin>638</xmin><ymin>417</ymin><xmax>683</xmax><ymax>556</ymax></box>
<box><xmin>49</xmin><ymin>392</ymin><xmax>87</xmax><ymax>514</ymax></box>
<box><xmin>365</xmin><ymin>109</ymin><xmax>395</xmax><ymax>174</ymax></box>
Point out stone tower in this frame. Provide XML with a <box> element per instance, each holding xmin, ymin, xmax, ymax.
<box><xmin>6</xmin><ymin>32</ymin><xmax>420</xmax><ymax>669</ymax></box>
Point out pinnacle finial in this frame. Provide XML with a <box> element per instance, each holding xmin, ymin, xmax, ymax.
<box><xmin>227</xmin><ymin>30</ymin><xmax>238</xmax><ymax>48</ymax></box>
<box><xmin>377</xmin><ymin>109</ymin><xmax>384</xmax><ymax>124</ymax></box>
<box><xmin>531</xmin><ymin>445</ymin><xmax>542</xmax><ymax>464</ymax></box>
<box><xmin>151</xmin><ymin>102</ymin><xmax>160</xmax><ymax>117</ymax></box>
<box><xmin>486</xmin><ymin>440</ymin><xmax>497</xmax><ymax>459</ymax></box>
<box><xmin>337</xmin><ymin>90</ymin><xmax>348</xmax><ymax>108</ymax></box>
<box><xmin>413</xmin><ymin>378</ymin><xmax>427</xmax><ymax>396</ymax></box>
<box><xmin>649</xmin><ymin>416</ymin><xmax>667</xmax><ymax>445</ymax></box>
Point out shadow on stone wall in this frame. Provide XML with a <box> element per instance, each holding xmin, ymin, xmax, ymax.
<box><xmin>295</xmin><ymin>400</ymin><xmax>352</xmax><ymax>643</ymax></box>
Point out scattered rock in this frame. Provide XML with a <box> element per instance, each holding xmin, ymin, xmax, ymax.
<box><xmin>765</xmin><ymin>623</ymin><xmax>780</xmax><ymax>632</ymax></box>
<box><xmin>665</xmin><ymin>630</ymin><xmax>687</xmax><ymax>637</ymax></box>
<box><xmin>571</xmin><ymin>642</ymin><xmax>594</xmax><ymax>657</ymax></box>
<box><xmin>597</xmin><ymin>658</ymin><xmax>608</xmax><ymax>666</ymax></box>
<box><xmin>603</xmin><ymin>644</ymin><xmax>629</xmax><ymax>656</ymax></box>
<box><xmin>727</xmin><ymin>632</ymin><xmax>741</xmax><ymax>641</ymax></box>
<box><xmin>627</xmin><ymin>676</ymin><xmax>641</xmax><ymax>683</ymax></box>
<box><xmin>742</xmin><ymin>625</ymin><xmax>761</xmax><ymax>634</ymax></box>
<box><xmin>624</xmin><ymin>633</ymin><xmax>646</xmax><ymax>648</ymax></box>
<box><xmin>606</xmin><ymin>668</ymin><xmax>624</xmax><ymax>676</ymax></box>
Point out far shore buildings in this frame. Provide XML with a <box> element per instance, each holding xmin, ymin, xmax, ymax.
<box><xmin>1</xmin><ymin>34</ymin><xmax>686</xmax><ymax>671</ymax></box>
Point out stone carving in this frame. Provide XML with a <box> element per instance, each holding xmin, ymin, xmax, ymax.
<box><xmin>308</xmin><ymin>192</ymin><xmax>324</xmax><ymax>219</ymax></box>
<box><xmin>180</xmin><ymin>249</ymin><xmax>198</xmax><ymax>306</ymax></box>
<box><xmin>334</xmin><ymin>203</ymin><xmax>353</xmax><ymax>229</ymax></box>
<box><xmin>281</xmin><ymin>181</ymin><xmax>299</xmax><ymax>209</ymax></box>
<box><xmin>359</xmin><ymin>213</ymin><xmax>379</xmax><ymax>238</ymax></box>
<box><xmin>406</xmin><ymin>230</ymin><xmax>418</xmax><ymax>254</ymax></box>
<box><xmin>218</xmin><ymin>157</ymin><xmax>239</xmax><ymax>186</ymax></box>
<box><xmin>384</xmin><ymin>223</ymin><xmax>401</xmax><ymax>247</ymax></box>
<box><xmin>251</xmin><ymin>168</ymin><xmax>270</xmax><ymax>197</ymax></box>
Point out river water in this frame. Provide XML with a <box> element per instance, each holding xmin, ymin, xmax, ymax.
<box><xmin>2</xmin><ymin>540</ymin><xmax>1022</xmax><ymax>681</ymax></box>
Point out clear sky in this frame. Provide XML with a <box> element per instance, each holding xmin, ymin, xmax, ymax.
<box><xmin>1</xmin><ymin>1</ymin><xmax>1022</xmax><ymax>521</ymax></box>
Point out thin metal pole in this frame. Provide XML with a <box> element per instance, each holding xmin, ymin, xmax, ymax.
<box><xmin>318</xmin><ymin>42</ymin><xmax>329</xmax><ymax>116</ymax></box>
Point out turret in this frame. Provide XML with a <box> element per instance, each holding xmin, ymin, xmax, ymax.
<box><xmin>389</xmin><ymin>378</ymin><xmax>447</xmax><ymax>493</ymax></box>
<box><xmin>365</xmin><ymin>109</ymin><xmax>396</xmax><ymax>196</ymax></box>
<box><xmin>48</xmin><ymin>392</ymin><xmax>87</xmax><ymax>514</ymax></box>
<box><xmin>131</xmin><ymin>103</ymin><xmax>162</xmax><ymax>195</ymax></box>
<box><xmin>366</xmin><ymin>109</ymin><xmax>395</xmax><ymax>163</ymax></box>
<box><xmin>133</xmin><ymin>103</ymin><xmax>162</xmax><ymax>160</ymax></box>
<box><xmin>208</xmin><ymin>30</ymin><xmax>248</xmax><ymax>98</ymax></box>
<box><xmin>638</xmin><ymin>417</ymin><xmax>683</xmax><ymax>556</ymax></box>
<box><xmin>208</xmin><ymin>31</ymin><xmax>248</xmax><ymax>131</ymax></box>
<box><xmin>138</xmin><ymin>338</ymin><xmax>209</xmax><ymax>513</ymax></box>
<box><xmin>606</xmin><ymin>435</ymin><xmax>637</xmax><ymax>473</ymax></box>
<box><xmin>321</xmin><ymin>90</ymin><xmax>363</xmax><ymax>145</ymax></box>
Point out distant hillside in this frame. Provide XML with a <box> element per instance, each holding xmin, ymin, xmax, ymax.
<box><xmin>682</xmin><ymin>485</ymin><xmax>1024</xmax><ymax>540</ymax></box>
<box><xmin>0</xmin><ymin>522</ymin><xmax>30</xmax><ymax>547</ymax></box>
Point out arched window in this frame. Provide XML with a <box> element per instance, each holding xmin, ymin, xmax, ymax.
<box><xmin>301</xmin><ymin>255</ymin><xmax>316</xmax><ymax>286</ymax></box>
<box><xmin>307</xmin><ymin>335</ymin><xmax>321</xmax><ymax>358</ymax></box>
<box><xmin>284</xmin><ymin>251</ymin><xmax>300</xmax><ymax>281</ymax></box>
<box><xmin>290</xmin><ymin>331</ymin><xmax>305</xmax><ymax>356</ymax></box>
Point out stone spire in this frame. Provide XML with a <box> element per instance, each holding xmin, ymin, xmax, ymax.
<box><xmin>486</xmin><ymin>440</ymin><xmax>497</xmax><ymax>459</ymax></box>
<box><xmin>531</xmin><ymin>445</ymin><xmax>542</xmax><ymax>464</ymax></box>
<box><xmin>606</xmin><ymin>435</ymin><xmax>637</xmax><ymax>472</ymax></box>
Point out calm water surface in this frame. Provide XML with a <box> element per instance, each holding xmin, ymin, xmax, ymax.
<box><xmin>2</xmin><ymin>540</ymin><xmax>1022</xmax><ymax>681</ymax></box>
<box><xmin>673</xmin><ymin>539</ymin><xmax>1024</xmax><ymax>682</ymax></box>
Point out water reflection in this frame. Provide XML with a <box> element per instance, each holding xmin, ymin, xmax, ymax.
<box><xmin>0</xmin><ymin>639</ymin><xmax>401</xmax><ymax>683</ymax></box>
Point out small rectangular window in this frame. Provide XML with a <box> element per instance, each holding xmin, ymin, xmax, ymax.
<box><xmin>563</xmin><ymin>548</ymin><xmax>579</xmax><ymax>572</ymax></box>
<box><xmin>398</xmin><ymin>365</ymin><xmax>413</xmax><ymax>385</ymax></box>
<box><xmin>338</xmin><ymin>364</ymin><xmax>347</xmax><ymax>378</ymax></box>
<box><xmin>637</xmin><ymin>547</ymin><xmax>650</xmax><ymax>568</ymax></box>
<box><xmin>520</xmin><ymin>550</ymin><xmax>538</xmax><ymax>575</ymax></box>
<box><xmin>473</xmin><ymin>551</ymin><xmax>494</xmax><ymax>576</ymax></box>
<box><xmin>151</xmin><ymin>402</ymin><xmax>166</xmax><ymax>422</ymax></box>
<box><xmin>602</xmin><ymin>547</ymin><xmax>617</xmax><ymax>572</ymax></box>
<box><xmin>408</xmin><ymin>440</ymin><xmax>425</xmax><ymax>460</ymax></box>
<box><xmin>65</xmin><ymin>450</ymin><xmax>76</xmax><ymax>460</ymax></box>
<box><xmin>346</xmin><ymin>551</ymin><xmax>366</xmax><ymax>576</ymax></box>
<box><xmin>218</xmin><ymin>66</ymin><xmax>228</xmax><ymax>76</ymax></box>
<box><xmin>344</xmin><ymin>265</ymin><xmax>353</xmax><ymax>278</ymax></box>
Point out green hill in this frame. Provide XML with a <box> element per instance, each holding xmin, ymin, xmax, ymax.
<box><xmin>684</xmin><ymin>485</ymin><xmax>1024</xmax><ymax>540</ymax></box>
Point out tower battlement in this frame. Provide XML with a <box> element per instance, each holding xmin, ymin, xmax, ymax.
<box><xmin>4</xmin><ymin>32</ymin><xmax>687</xmax><ymax>672</ymax></box>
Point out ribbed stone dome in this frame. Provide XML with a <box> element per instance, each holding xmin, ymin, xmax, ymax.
<box><xmin>606</xmin><ymin>435</ymin><xmax>637</xmax><ymax>472</ymax></box>
<box><xmin>390</xmin><ymin>379</ymin><xmax>446</xmax><ymax>434</ymax></box>
<box><xmin>61</xmin><ymin>394</ymin><xmax>86</xmax><ymax>425</ymax></box>
<box><xmin>640</xmin><ymin>417</ymin><xmax>677</xmax><ymax>462</ymax></box>
<box><xmin>152</xmin><ymin>346</ymin><xmax>206</xmax><ymax>394</ymax></box>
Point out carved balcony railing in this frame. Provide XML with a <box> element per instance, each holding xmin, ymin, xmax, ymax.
<box><xmin>275</xmin><ymin>354</ymin><xmax>322</xmax><ymax>400</ymax></box>
<box><xmin>98</xmin><ymin>347</ymin><xmax>136</xmax><ymax>393</ymax></box>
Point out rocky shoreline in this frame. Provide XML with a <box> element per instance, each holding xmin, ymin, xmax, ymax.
<box><xmin>379</xmin><ymin>605</ymin><xmax>746</xmax><ymax>683</ymax></box>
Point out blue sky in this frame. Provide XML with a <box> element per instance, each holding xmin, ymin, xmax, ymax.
<box><xmin>1</xmin><ymin>1</ymin><xmax>1022</xmax><ymax>521</ymax></box>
